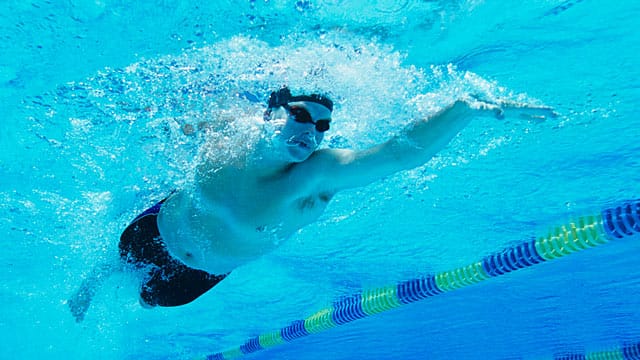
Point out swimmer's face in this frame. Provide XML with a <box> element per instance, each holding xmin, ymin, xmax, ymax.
<box><xmin>271</xmin><ymin>101</ymin><xmax>332</xmax><ymax>162</ymax></box>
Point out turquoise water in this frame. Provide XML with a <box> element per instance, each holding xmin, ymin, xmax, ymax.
<box><xmin>1</xmin><ymin>1</ymin><xmax>639</xmax><ymax>359</ymax></box>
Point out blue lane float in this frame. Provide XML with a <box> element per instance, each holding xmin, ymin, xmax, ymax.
<box><xmin>199</xmin><ymin>200</ymin><xmax>640</xmax><ymax>360</ymax></box>
<box><xmin>397</xmin><ymin>275</ymin><xmax>442</xmax><ymax>304</ymax></box>
<box><xmin>481</xmin><ymin>238</ymin><xmax>544</xmax><ymax>276</ymax></box>
<box><xmin>555</xmin><ymin>340</ymin><xmax>640</xmax><ymax>360</ymax></box>
<box><xmin>623</xmin><ymin>342</ymin><xmax>640</xmax><ymax>359</ymax></box>
<box><xmin>332</xmin><ymin>294</ymin><xmax>367</xmax><ymax>325</ymax></box>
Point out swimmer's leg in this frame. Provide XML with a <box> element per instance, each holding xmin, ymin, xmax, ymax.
<box><xmin>68</xmin><ymin>260</ymin><xmax>121</xmax><ymax>322</ymax></box>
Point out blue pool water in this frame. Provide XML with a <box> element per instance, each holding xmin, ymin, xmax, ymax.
<box><xmin>1</xmin><ymin>1</ymin><xmax>639</xmax><ymax>359</ymax></box>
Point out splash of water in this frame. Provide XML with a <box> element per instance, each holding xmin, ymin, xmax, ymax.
<box><xmin>21</xmin><ymin>33</ymin><xmax>541</xmax><ymax>265</ymax></box>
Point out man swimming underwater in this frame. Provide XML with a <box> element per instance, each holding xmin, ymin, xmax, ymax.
<box><xmin>69</xmin><ymin>86</ymin><xmax>555</xmax><ymax>321</ymax></box>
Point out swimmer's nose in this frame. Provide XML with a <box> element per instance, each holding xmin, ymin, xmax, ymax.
<box><xmin>301</xmin><ymin>131</ymin><xmax>317</xmax><ymax>143</ymax></box>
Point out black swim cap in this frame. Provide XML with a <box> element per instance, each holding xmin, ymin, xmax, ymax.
<box><xmin>266</xmin><ymin>86</ymin><xmax>333</xmax><ymax>112</ymax></box>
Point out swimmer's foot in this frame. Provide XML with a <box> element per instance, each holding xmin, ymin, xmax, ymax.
<box><xmin>68</xmin><ymin>261</ymin><xmax>118</xmax><ymax>322</ymax></box>
<box><xmin>68</xmin><ymin>283</ymin><xmax>94</xmax><ymax>323</ymax></box>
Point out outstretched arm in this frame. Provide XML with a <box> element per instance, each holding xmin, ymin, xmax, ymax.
<box><xmin>317</xmin><ymin>99</ymin><xmax>556</xmax><ymax>191</ymax></box>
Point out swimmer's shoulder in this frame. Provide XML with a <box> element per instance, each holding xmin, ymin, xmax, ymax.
<box><xmin>305</xmin><ymin>146</ymin><xmax>400</xmax><ymax>191</ymax></box>
<box><xmin>308</xmin><ymin>148</ymin><xmax>357</xmax><ymax>167</ymax></box>
<box><xmin>291</xmin><ymin>148</ymin><xmax>360</xmax><ymax>190</ymax></box>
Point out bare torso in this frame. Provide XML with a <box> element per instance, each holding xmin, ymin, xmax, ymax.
<box><xmin>157</xmin><ymin>153</ymin><xmax>335</xmax><ymax>274</ymax></box>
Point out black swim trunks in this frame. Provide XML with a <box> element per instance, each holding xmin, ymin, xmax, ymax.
<box><xmin>118</xmin><ymin>197</ymin><xmax>227</xmax><ymax>307</ymax></box>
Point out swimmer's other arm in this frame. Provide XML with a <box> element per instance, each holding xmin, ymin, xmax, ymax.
<box><xmin>315</xmin><ymin>99</ymin><xmax>555</xmax><ymax>190</ymax></box>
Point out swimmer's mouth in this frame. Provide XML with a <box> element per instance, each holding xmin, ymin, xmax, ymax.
<box><xmin>286</xmin><ymin>138</ymin><xmax>314</xmax><ymax>149</ymax></box>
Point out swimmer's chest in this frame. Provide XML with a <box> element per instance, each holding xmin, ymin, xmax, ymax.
<box><xmin>210</xmin><ymin>171</ymin><xmax>333</xmax><ymax>232</ymax></box>
<box><xmin>231</xmin><ymin>184</ymin><xmax>332</xmax><ymax>231</ymax></box>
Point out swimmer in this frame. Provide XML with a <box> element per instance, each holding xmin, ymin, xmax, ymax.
<box><xmin>68</xmin><ymin>86</ymin><xmax>555</xmax><ymax>321</ymax></box>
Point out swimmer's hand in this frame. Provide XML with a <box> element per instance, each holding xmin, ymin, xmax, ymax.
<box><xmin>462</xmin><ymin>95</ymin><xmax>558</xmax><ymax>120</ymax></box>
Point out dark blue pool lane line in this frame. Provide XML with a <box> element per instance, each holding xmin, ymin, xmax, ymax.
<box><xmin>397</xmin><ymin>275</ymin><xmax>442</xmax><ymax>304</ymax></box>
<box><xmin>203</xmin><ymin>200</ymin><xmax>640</xmax><ymax>360</ymax></box>
<box><xmin>280</xmin><ymin>320</ymin><xmax>309</xmax><ymax>342</ymax></box>
<box><xmin>602</xmin><ymin>200</ymin><xmax>640</xmax><ymax>238</ymax></box>
<box><xmin>239</xmin><ymin>337</ymin><xmax>262</xmax><ymax>355</ymax></box>
<box><xmin>623</xmin><ymin>342</ymin><xmax>640</xmax><ymax>359</ymax></box>
<box><xmin>482</xmin><ymin>238</ymin><xmax>545</xmax><ymax>276</ymax></box>
<box><xmin>554</xmin><ymin>341</ymin><xmax>640</xmax><ymax>360</ymax></box>
<box><xmin>332</xmin><ymin>294</ymin><xmax>367</xmax><ymax>325</ymax></box>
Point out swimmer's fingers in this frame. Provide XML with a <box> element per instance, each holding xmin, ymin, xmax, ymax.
<box><xmin>461</xmin><ymin>96</ymin><xmax>506</xmax><ymax>119</ymax></box>
<box><xmin>463</xmin><ymin>96</ymin><xmax>558</xmax><ymax>120</ymax></box>
<box><xmin>499</xmin><ymin>102</ymin><xmax>558</xmax><ymax>121</ymax></box>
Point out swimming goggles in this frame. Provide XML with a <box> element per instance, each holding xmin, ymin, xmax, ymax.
<box><xmin>283</xmin><ymin>104</ymin><xmax>331</xmax><ymax>133</ymax></box>
<box><xmin>264</xmin><ymin>86</ymin><xmax>333</xmax><ymax>133</ymax></box>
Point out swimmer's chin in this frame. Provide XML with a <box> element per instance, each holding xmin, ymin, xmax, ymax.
<box><xmin>285</xmin><ymin>142</ymin><xmax>315</xmax><ymax>162</ymax></box>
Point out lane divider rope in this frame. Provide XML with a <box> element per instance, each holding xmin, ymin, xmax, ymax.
<box><xmin>200</xmin><ymin>200</ymin><xmax>640</xmax><ymax>360</ymax></box>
